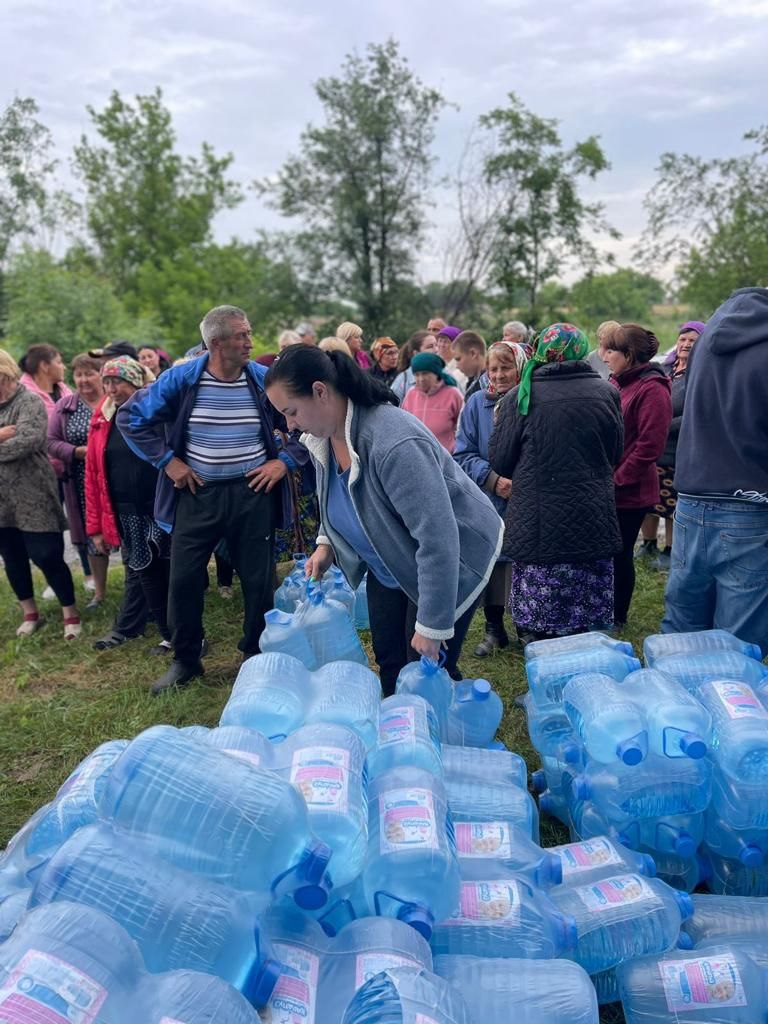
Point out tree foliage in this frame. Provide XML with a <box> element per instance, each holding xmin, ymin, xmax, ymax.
<box><xmin>258</xmin><ymin>39</ymin><xmax>444</xmax><ymax>339</ymax></box>
<box><xmin>571</xmin><ymin>268</ymin><xmax>665</xmax><ymax>326</ymax></box>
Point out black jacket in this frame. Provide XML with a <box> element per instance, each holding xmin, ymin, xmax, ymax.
<box><xmin>488</xmin><ymin>361</ymin><xmax>625</xmax><ymax>564</ymax></box>
<box><xmin>658</xmin><ymin>369</ymin><xmax>687</xmax><ymax>468</ymax></box>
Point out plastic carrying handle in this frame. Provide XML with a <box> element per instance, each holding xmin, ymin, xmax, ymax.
<box><xmin>420</xmin><ymin>650</ymin><xmax>446</xmax><ymax>674</ymax></box>
<box><xmin>271</xmin><ymin>841</ymin><xmax>332</xmax><ymax>910</ymax></box>
<box><xmin>373</xmin><ymin>890</ymin><xmax>434</xmax><ymax>941</ymax></box>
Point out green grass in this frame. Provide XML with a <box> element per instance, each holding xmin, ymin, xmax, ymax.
<box><xmin>0</xmin><ymin>560</ymin><xmax>667</xmax><ymax>848</ymax></box>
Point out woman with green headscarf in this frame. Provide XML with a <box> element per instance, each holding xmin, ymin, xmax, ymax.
<box><xmin>488</xmin><ymin>322</ymin><xmax>625</xmax><ymax>643</ymax></box>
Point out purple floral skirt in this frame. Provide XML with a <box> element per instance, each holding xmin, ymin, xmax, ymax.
<box><xmin>509</xmin><ymin>559</ymin><xmax>614</xmax><ymax>634</ymax></box>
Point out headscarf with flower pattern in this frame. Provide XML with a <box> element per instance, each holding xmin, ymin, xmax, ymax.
<box><xmin>516</xmin><ymin>322</ymin><xmax>589</xmax><ymax>415</ymax></box>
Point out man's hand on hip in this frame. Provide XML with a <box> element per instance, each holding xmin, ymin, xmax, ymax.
<box><xmin>247</xmin><ymin>459</ymin><xmax>288</xmax><ymax>492</ymax></box>
<box><xmin>165</xmin><ymin>456</ymin><xmax>204</xmax><ymax>494</ymax></box>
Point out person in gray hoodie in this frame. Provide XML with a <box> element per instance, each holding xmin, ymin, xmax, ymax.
<box><xmin>662</xmin><ymin>287</ymin><xmax>768</xmax><ymax>656</ymax></box>
<box><xmin>265</xmin><ymin>345</ymin><xmax>504</xmax><ymax>693</ymax></box>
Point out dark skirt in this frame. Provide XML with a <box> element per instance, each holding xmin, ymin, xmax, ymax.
<box><xmin>509</xmin><ymin>559</ymin><xmax>614</xmax><ymax>634</ymax></box>
<box><xmin>654</xmin><ymin>465</ymin><xmax>677</xmax><ymax>519</ymax></box>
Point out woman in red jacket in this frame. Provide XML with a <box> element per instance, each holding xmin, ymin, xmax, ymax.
<box><xmin>600</xmin><ymin>324</ymin><xmax>672</xmax><ymax>628</ymax></box>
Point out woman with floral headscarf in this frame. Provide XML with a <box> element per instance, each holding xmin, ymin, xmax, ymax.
<box><xmin>488</xmin><ymin>323</ymin><xmax>625</xmax><ymax>643</ymax></box>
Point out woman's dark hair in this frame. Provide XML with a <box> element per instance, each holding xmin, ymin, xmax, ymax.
<box><xmin>397</xmin><ymin>330</ymin><xmax>432</xmax><ymax>373</ymax></box>
<box><xmin>265</xmin><ymin>345</ymin><xmax>399</xmax><ymax>407</ymax></box>
<box><xmin>605</xmin><ymin>324</ymin><xmax>659</xmax><ymax>366</ymax></box>
<box><xmin>19</xmin><ymin>343</ymin><xmax>60</xmax><ymax>376</ymax></box>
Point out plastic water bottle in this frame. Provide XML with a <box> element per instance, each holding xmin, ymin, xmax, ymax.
<box><xmin>310</xmin><ymin>661</ymin><xmax>382</xmax><ymax>752</ymax></box>
<box><xmin>704</xmin><ymin>849</ymin><xmax>768</xmax><ymax>897</ymax></box>
<box><xmin>548</xmin><ymin>873</ymin><xmax>693</xmax><ymax>974</ymax></box>
<box><xmin>549</xmin><ymin>837</ymin><xmax>656</xmax><ymax>886</ymax></box>
<box><xmin>274</xmin><ymin>556</ymin><xmax>308</xmax><ymax>612</ymax></box>
<box><xmin>258</xmin><ymin>907</ymin><xmax>326</xmax><ymax>1024</ymax></box>
<box><xmin>354</xmin><ymin>574</ymin><xmax>369</xmax><ymax>630</ymax></box>
<box><xmin>321</xmin><ymin>565</ymin><xmax>357</xmax><ymax>619</ymax></box>
<box><xmin>705</xmin><ymin>811</ymin><xmax>768</xmax><ymax>868</ymax></box>
<box><xmin>617</xmin><ymin>944</ymin><xmax>767</xmax><ymax>1024</ymax></box>
<box><xmin>200</xmin><ymin>725</ymin><xmax>272</xmax><ymax>769</ymax></box>
<box><xmin>441</xmin><ymin>745</ymin><xmax>527</xmax><ymax>790</ymax></box>
<box><xmin>430</xmin><ymin>869</ymin><xmax>576</xmax><ymax>958</ymax></box>
<box><xmin>644</xmin><ymin>629</ymin><xmax>763</xmax><ymax>667</ymax></box>
<box><xmin>532</xmin><ymin>750</ymin><xmax>587</xmax><ymax>802</ymax></box>
<box><xmin>434</xmin><ymin>954</ymin><xmax>599</xmax><ymax>1024</ymax></box>
<box><xmin>446</xmin><ymin>776</ymin><xmax>539</xmax><ymax>840</ymax></box>
<box><xmin>142</xmin><ymin>970</ymin><xmax>261</xmax><ymax>1023</ymax></box>
<box><xmin>445</xmin><ymin>680</ymin><xmax>503</xmax><ymax>748</ymax></box>
<box><xmin>260</xmin><ymin>608</ymin><xmax>319</xmax><ymax>669</ymax></box>
<box><xmin>296</xmin><ymin>586</ymin><xmax>368</xmax><ymax>667</ymax></box>
<box><xmin>0</xmin><ymin>902</ymin><xmax>143</xmax><ymax>1020</ymax></box>
<box><xmin>562</xmin><ymin>674</ymin><xmax>649</xmax><ymax>765</ymax></box>
<box><xmin>341</xmin><ymin>965</ymin><xmax>472</xmax><ymax>1024</ymax></box>
<box><xmin>99</xmin><ymin>726</ymin><xmax>332</xmax><ymax>907</ymax></box>
<box><xmin>649</xmin><ymin>850</ymin><xmax>711</xmax><ymax>894</ymax></box>
<box><xmin>454</xmin><ymin>822</ymin><xmax>562</xmax><ymax>888</ymax></box>
<box><xmin>682</xmin><ymin>895</ymin><xmax>768</xmax><ymax>945</ymax></box>
<box><xmin>29</xmin><ymin>823</ymin><xmax>281</xmax><ymax>1003</ymax></box>
<box><xmin>571</xmin><ymin>754</ymin><xmax>712</xmax><ymax>823</ymax></box>
<box><xmin>524</xmin><ymin>693</ymin><xmax>584</xmax><ymax>761</ymax></box>
<box><xmin>222</xmin><ymin>653</ymin><xmax>311</xmax><ymax>737</ymax></box>
<box><xmin>369</xmin><ymin>695</ymin><xmax>443</xmax><ymax>780</ymax></box>
<box><xmin>526</xmin><ymin>649</ymin><xmax>641</xmax><ymax>707</ymax></box>
<box><xmin>396</xmin><ymin>656</ymin><xmax>454</xmax><ymax>738</ymax></box>
<box><xmin>696</xmin><ymin>680</ymin><xmax>768</xmax><ymax>782</ymax></box>
<box><xmin>621</xmin><ymin>669</ymin><xmax>711</xmax><ymax>759</ymax></box>
<box><xmin>618</xmin><ymin>812</ymin><xmax>706</xmax><ymax>859</ymax></box>
<box><xmin>364</xmin><ymin>766</ymin><xmax>460</xmax><ymax>939</ymax></box>
<box><xmin>711</xmin><ymin>764</ymin><xmax>768</xmax><ymax>830</ymax></box>
<box><xmin>525</xmin><ymin>631</ymin><xmax>635</xmax><ymax>662</ymax></box>
<box><xmin>651</xmin><ymin>652</ymin><xmax>768</xmax><ymax>693</ymax></box>
<box><xmin>0</xmin><ymin>889</ymin><xmax>29</xmax><ymax>943</ymax></box>
<box><xmin>276</xmin><ymin>723</ymin><xmax>368</xmax><ymax>887</ymax></box>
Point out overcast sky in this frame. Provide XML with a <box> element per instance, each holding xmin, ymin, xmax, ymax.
<box><xmin>3</xmin><ymin>0</ymin><xmax>768</xmax><ymax>285</ymax></box>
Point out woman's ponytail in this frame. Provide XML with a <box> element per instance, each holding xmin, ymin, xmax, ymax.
<box><xmin>265</xmin><ymin>345</ymin><xmax>399</xmax><ymax>407</ymax></box>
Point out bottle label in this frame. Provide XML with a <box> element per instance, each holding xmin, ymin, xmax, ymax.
<box><xmin>268</xmin><ymin>944</ymin><xmax>320</xmax><ymax>1024</ymax></box>
<box><xmin>224</xmin><ymin>748</ymin><xmax>262</xmax><ymax>768</ymax></box>
<box><xmin>558</xmin><ymin>838</ymin><xmax>623</xmax><ymax>879</ymax></box>
<box><xmin>291</xmin><ymin>746</ymin><xmax>350</xmax><ymax>812</ymax></box>
<box><xmin>659</xmin><ymin>955</ymin><xmax>747</xmax><ymax>1012</ymax></box>
<box><xmin>380</xmin><ymin>788</ymin><xmax>438</xmax><ymax>853</ymax></box>
<box><xmin>444</xmin><ymin>880</ymin><xmax>521</xmax><ymax>926</ymax></box>
<box><xmin>576</xmin><ymin>874</ymin><xmax>656</xmax><ymax>913</ymax></box>
<box><xmin>455</xmin><ymin>823</ymin><xmax>512</xmax><ymax>858</ymax></box>
<box><xmin>378</xmin><ymin>704</ymin><xmax>419</xmax><ymax>746</ymax></box>
<box><xmin>711</xmin><ymin>680</ymin><xmax>768</xmax><ymax>720</ymax></box>
<box><xmin>0</xmin><ymin>949</ymin><xmax>107</xmax><ymax>1023</ymax></box>
<box><xmin>354</xmin><ymin>953</ymin><xmax>420</xmax><ymax>990</ymax></box>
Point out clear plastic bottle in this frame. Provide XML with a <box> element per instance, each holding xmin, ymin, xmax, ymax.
<box><xmin>309</xmin><ymin>661</ymin><xmax>382</xmax><ymax>753</ymax></box>
<box><xmin>549</xmin><ymin>837</ymin><xmax>656</xmax><ymax>887</ymax></box>
<box><xmin>711</xmin><ymin>764</ymin><xmax>768</xmax><ymax>830</ymax></box>
<box><xmin>445</xmin><ymin>680</ymin><xmax>503</xmax><ymax>748</ymax></box>
<box><xmin>549</xmin><ymin>873</ymin><xmax>694</xmax><ymax>974</ymax></box>
<box><xmin>341</xmin><ymin>965</ymin><xmax>472</xmax><ymax>1024</ymax></box>
<box><xmin>99</xmin><ymin>725</ymin><xmax>332</xmax><ymax>908</ymax></box>
<box><xmin>369</xmin><ymin>695</ymin><xmax>443</xmax><ymax>780</ymax></box>
<box><xmin>525</xmin><ymin>631</ymin><xmax>635</xmax><ymax>662</ymax></box>
<box><xmin>647</xmin><ymin>849</ymin><xmax>710</xmax><ymax>894</ymax></box>
<box><xmin>274</xmin><ymin>556</ymin><xmax>308</xmax><ymax>612</ymax></box>
<box><xmin>705</xmin><ymin>811</ymin><xmax>768</xmax><ymax>868</ymax></box>
<box><xmin>364</xmin><ymin>766</ymin><xmax>460</xmax><ymax>940</ymax></box>
<box><xmin>141</xmin><ymin>970</ymin><xmax>261</xmax><ymax>1023</ymax></box>
<box><xmin>445</xmin><ymin>775</ymin><xmax>539</xmax><ymax>840</ymax></box>
<box><xmin>29</xmin><ymin>823</ymin><xmax>281</xmax><ymax>1004</ymax></box>
<box><xmin>621</xmin><ymin>669</ymin><xmax>711</xmax><ymax>760</ymax></box>
<box><xmin>395</xmin><ymin>656</ymin><xmax>454</xmax><ymax>738</ymax></box>
<box><xmin>704</xmin><ymin>849</ymin><xmax>768</xmax><ymax>897</ymax></box>
<box><xmin>682</xmin><ymin>895</ymin><xmax>768</xmax><ymax>945</ymax></box>
<box><xmin>320</xmin><ymin>565</ymin><xmax>356</xmax><ymax>619</ymax></box>
<box><xmin>296</xmin><ymin>587</ymin><xmax>368</xmax><ymax>667</ymax></box>
<box><xmin>697</xmin><ymin>680</ymin><xmax>768</xmax><ymax>782</ymax></box>
<box><xmin>221</xmin><ymin>652</ymin><xmax>311</xmax><ymax>738</ymax></box>
<box><xmin>526</xmin><ymin>649</ymin><xmax>641</xmax><ymax>707</ymax></box>
<box><xmin>441</xmin><ymin>745</ymin><xmax>527</xmax><ymax>790</ymax></box>
<box><xmin>618</xmin><ymin>812</ymin><xmax>706</xmax><ymax>859</ymax></box>
<box><xmin>454</xmin><ymin>822</ymin><xmax>562</xmax><ymax>888</ymax></box>
<box><xmin>354</xmin><ymin>574</ymin><xmax>369</xmax><ymax>631</ymax></box>
<box><xmin>617</xmin><ymin>944</ymin><xmax>768</xmax><ymax>1024</ymax></box>
<box><xmin>650</xmin><ymin>652</ymin><xmax>768</xmax><ymax>693</ymax></box>
<box><xmin>644</xmin><ymin>629</ymin><xmax>763</xmax><ymax>667</ymax></box>
<box><xmin>525</xmin><ymin>692</ymin><xmax>585</xmax><ymax>762</ymax></box>
<box><xmin>200</xmin><ymin>725</ymin><xmax>272</xmax><ymax>769</ymax></box>
<box><xmin>434</xmin><ymin>954</ymin><xmax>599</xmax><ymax>1024</ymax></box>
<box><xmin>430</xmin><ymin>868</ymin><xmax>577</xmax><ymax>959</ymax></box>
<box><xmin>562</xmin><ymin>674</ymin><xmax>648</xmax><ymax>766</ymax></box>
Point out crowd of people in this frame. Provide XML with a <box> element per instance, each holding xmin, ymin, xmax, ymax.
<box><xmin>1</xmin><ymin>288</ymin><xmax>766</xmax><ymax>695</ymax></box>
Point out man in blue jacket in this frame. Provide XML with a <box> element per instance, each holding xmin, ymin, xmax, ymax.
<box><xmin>662</xmin><ymin>287</ymin><xmax>768</xmax><ymax>656</ymax></box>
<box><xmin>118</xmin><ymin>305</ymin><xmax>307</xmax><ymax>693</ymax></box>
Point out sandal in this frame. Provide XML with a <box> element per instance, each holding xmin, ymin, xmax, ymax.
<box><xmin>16</xmin><ymin>613</ymin><xmax>46</xmax><ymax>638</ymax></box>
<box><xmin>64</xmin><ymin>616</ymin><xmax>82</xmax><ymax>641</ymax></box>
<box><xmin>93</xmin><ymin>629</ymin><xmax>131</xmax><ymax>650</ymax></box>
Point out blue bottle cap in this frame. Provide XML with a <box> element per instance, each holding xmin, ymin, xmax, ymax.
<box><xmin>420</xmin><ymin>655</ymin><xmax>440</xmax><ymax>674</ymax></box>
<box><xmin>673</xmin><ymin>833</ymin><xmax>696</xmax><ymax>859</ymax></box>
<box><xmin>746</xmin><ymin>642</ymin><xmax>763</xmax><ymax>661</ymax></box>
<box><xmin>245</xmin><ymin>956</ymin><xmax>283</xmax><ymax>1007</ymax></box>
<box><xmin>571</xmin><ymin>776</ymin><xmax>590</xmax><ymax>801</ymax></box>
<box><xmin>563</xmin><ymin>743</ymin><xmax>583</xmax><ymax>766</ymax></box>
<box><xmin>557</xmin><ymin>913</ymin><xmax>579</xmax><ymax>951</ymax></box>
<box><xmin>472</xmin><ymin>679</ymin><xmax>492</xmax><ymax>701</ymax></box>
<box><xmin>539</xmin><ymin>793</ymin><xmax>556</xmax><ymax>816</ymax></box>
<box><xmin>616</xmin><ymin>738</ymin><xmax>645</xmax><ymax>766</ymax></box>
<box><xmin>294</xmin><ymin>841</ymin><xmax>332</xmax><ymax>909</ymax></box>
<box><xmin>397</xmin><ymin>903</ymin><xmax>434</xmax><ymax>941</ymax></box>
<box><xmin>679</xmin><ymin>733</ymin><xmax>707</xmax><ymax>759</ymax></box>
<box><xmin>673</xmin><ymin>890</ymin><xmax>694</xmax><ymax>921</ymax></box>
<box><xmin>294</xmin><ymin>883</ymin><xmax>329</xmax><ymax>910</ymax></box>
<box><xmin>531</xmin><ymin>769</ymin><xmax>547</xmax><ymax>794</ymax></box>
<box><xmin>676</xmin><ymin>931</ymin><xmax>694</xmax><ymax>950</ymax></box>
<box><xmin>546</xmin><ymin>853</ymin><xmax>564</xmax><ymax>887</ymax></box>
<box><xmin>640</xmin><ymin>853</ymin><xmax>657</xmax><ymax>878</ymax></box>
<box><xmin>740</xmin><ymin>844</ymin><xmax>765</xmax><ymax>868</ymax></box>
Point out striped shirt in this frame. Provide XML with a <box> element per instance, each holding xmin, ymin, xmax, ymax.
<box><xmin>185</xmin><ymin>370</ymin><xmax>266</xmax><ymax>481</ymax></box>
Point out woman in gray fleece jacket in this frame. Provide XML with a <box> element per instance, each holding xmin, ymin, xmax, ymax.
<box><xmin>265</xmin><ymin>346</ymin><xmax>504</xmax><ymax>694</ymax></box>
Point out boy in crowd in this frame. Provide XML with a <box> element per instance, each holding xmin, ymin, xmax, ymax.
<box><xmin>451</xmin><ymin>332</ymin><xmax>487</xmax><ymax>400</ymax></box>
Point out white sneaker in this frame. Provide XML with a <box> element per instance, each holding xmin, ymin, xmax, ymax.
<box><xmin>42</xmin><ymin>586</ymin><xmax>56</xmax><ymax>601</ymax></box>
<box><xmin>83</xmin><ymin>578</ymin><xmax>96</xmax><ymax>593</ymax></box>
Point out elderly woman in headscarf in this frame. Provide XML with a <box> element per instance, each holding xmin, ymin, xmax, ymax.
<box><xmin>401</xmin><ymin>351</ymin><xmax>464</xmax><ymax>453</ymax></box>
<box><xmin>488</xmin><ymin>323</ymin><xmax>625</xmax><ymax>643</ymax></box>
<box><xmin>454</xmin><ymin>340</ymin><xmax>529</xmax><ymax>655</ymax></box>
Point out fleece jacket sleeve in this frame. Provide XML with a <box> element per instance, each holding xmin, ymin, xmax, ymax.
<box><xmin>453</xmin><ymin>397</ymin><xmax>493</xmax><ymax>489</ymax></box>
<box><xmin>615</xmin><ymin>382</ymin><xmax>672</xmax><ymax>490</ymax></box>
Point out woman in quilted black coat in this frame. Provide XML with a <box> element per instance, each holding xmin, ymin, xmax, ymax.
<box><xmin>488</xmin><ymin>323</ymin><xmax>625</xmax><ymax>643</ymax></box>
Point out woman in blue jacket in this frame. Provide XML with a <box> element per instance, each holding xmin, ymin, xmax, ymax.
<box><xmin>454</xmin><ymin>341</ymin><xmax>529</xmax><ymax>656</ymax></box>
<box><xmin>265</xmin><ymin>345</ymin><xmax>503</xmax><ymax>694</ymax></box>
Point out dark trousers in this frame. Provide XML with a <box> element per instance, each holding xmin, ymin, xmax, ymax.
<box><xmin>614</xmin><ymin>507</ymin><xmax>648</xmax><ymax>625</ymax></box>
<box><xmin>169</xmin><ymin>479</ymin><xmax>275</xmax><ymax>665</ymax></box>
<box><xmin>215</xmin><ymin>552</ymin><xmax>234</xmax><ymax>587</ymax></box>
<box><xmin>0</xmin><ymin>528</ymin><xmax>75</xmax><ymax>606</ymax></box>
<box><xmin>112</xmin><ymin>543</ymin><xmax>170</xmax><ymax>640</ymax></box>
<box><xmin>366</xmin><ymin>572</ymin><xmax>480</xmax><ymax>696</ymax></box>
<box><xmin>75</xmin><ymin>543</ymin><xmax>92</xmax><ymax>577</ymax></box>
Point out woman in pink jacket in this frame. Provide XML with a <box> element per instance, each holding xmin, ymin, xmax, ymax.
<box><xmin>19</xmin><ymin>344</ymin><xmax>73</xmax><ymax>478</ymax></box>
<box><xmin>402</xmin><ymin>352</ymin><xmax>464</xmax><ymax>453</ymax></box>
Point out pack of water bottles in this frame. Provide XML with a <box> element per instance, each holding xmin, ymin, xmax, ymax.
<box><xmin>274</xmin><ymin>556</ymin><xmax>369</xmax><ymax>630</ymax></box>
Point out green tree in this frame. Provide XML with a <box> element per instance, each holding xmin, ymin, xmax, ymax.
<box><xmin>476</xmin><ymin>94</ymin><xmax>617</xmax><ymax>323</ymax></box>
<box><xmin>73</xmin><ymin>88</ymin><xmax>242</xmax><ymax>300</ymax></box>
<box><xmin>643</xmin><ymin>127</ymin><xmax>768</xmax><ymax>314</ymax></box>
<box><xmin>571</xmin><ymin>267</ymin><xmax>665</xmax><ymax>326</ymax></box>
<box><xmin>258</xmin><ymin>39</ymin><xmax>445</xmax><ymax>339</ymax></box>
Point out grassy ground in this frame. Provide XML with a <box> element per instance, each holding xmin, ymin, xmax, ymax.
<box><xmin>0</xmin><ymin>559</ymin><xmax>667</xmax><ymax>849</ymax></box>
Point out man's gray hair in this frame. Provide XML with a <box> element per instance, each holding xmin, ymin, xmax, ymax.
<box><xmin>199</xmin><ymin>305</ymin><xmax>248</xmax><ymax>346</ymax></box>
<box><xmin>295</xmin><ymin>320</ymin><xmax>315</xmax><ymax>338</ymax></box>
<box><xmin>503</xmin><ymin>320</ymin><xmax>528</xmax><ymax>341</ymax></box>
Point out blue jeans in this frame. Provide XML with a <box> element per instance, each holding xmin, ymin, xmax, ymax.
<box><xmin>662</xmin><ymin>497</ymin><xmax>768</xmax><ymax>656</ymax></box>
